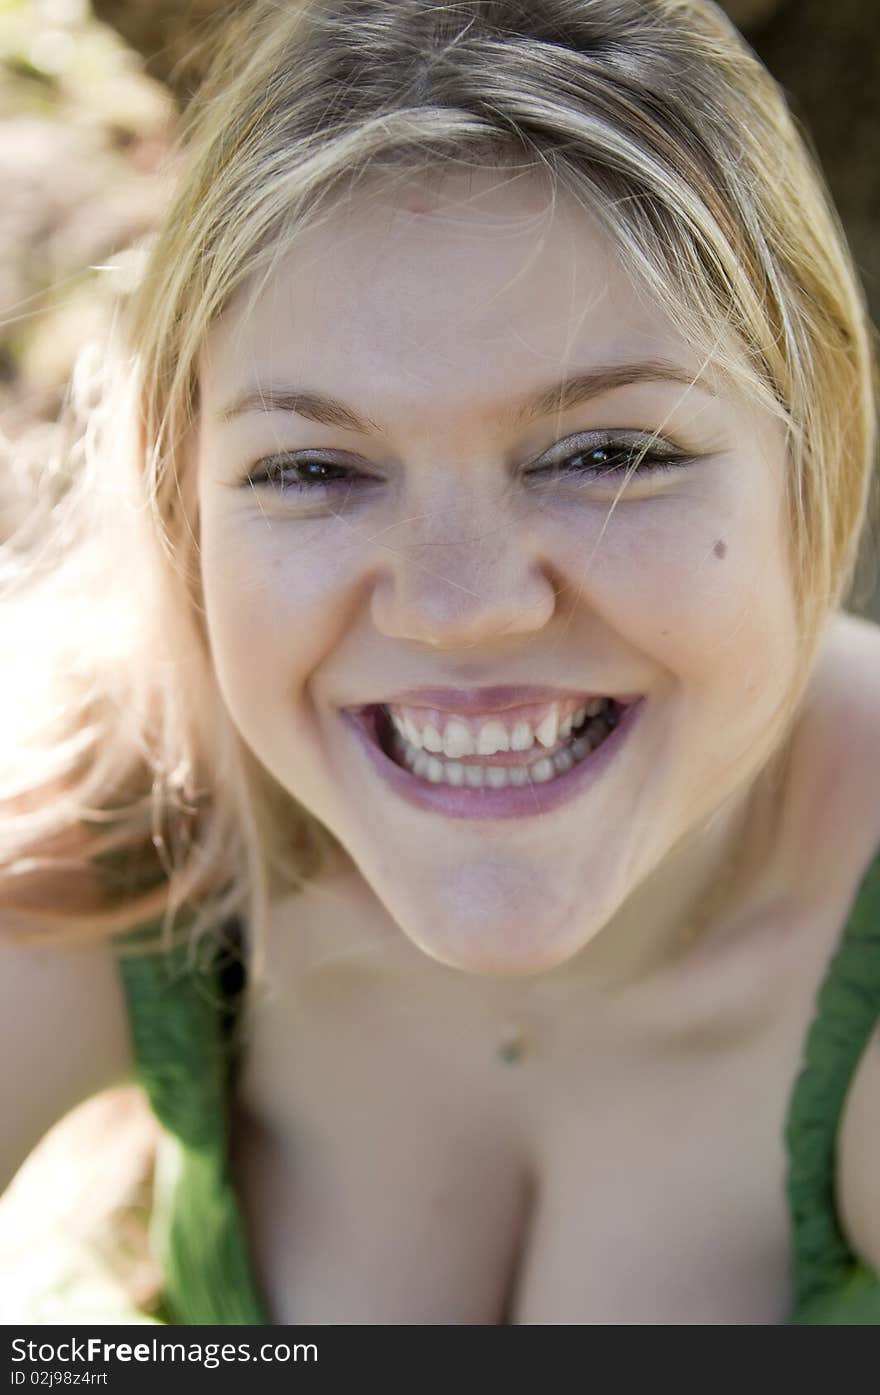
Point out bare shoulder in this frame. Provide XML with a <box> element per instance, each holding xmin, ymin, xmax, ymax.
<box><xmin>790</xmin><ymin>611</ymin><xmax>880</xmax><ymax>845</ymax></box>
<box><xmin>822</xmin><ymin>609</ymin><xmax>880</xmax><ymax>714</ymax></box>
<box><xmin>833</xmin><ymin>611</ymin><xmax>880</xmax><ymax>830</ymax></box>
<box><xmin>0</xmin><ymin>923</ymin><xmax>135</xmax><ymax>1194</ymax></box>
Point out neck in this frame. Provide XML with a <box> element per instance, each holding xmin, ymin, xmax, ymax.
<box><xmin>568</xmin><ymin>781</ymin><xmax>764</xmax><ymax>993</ymax></box>
<box><xmin>500</xmin><ymin>750</ymin><xmax>786</xmax><ymax>1009</ymax></box>
<box><xmin>293</xmin><ymin>745</ymin><xmax>787</xmax><ymax>1016</ymax></box>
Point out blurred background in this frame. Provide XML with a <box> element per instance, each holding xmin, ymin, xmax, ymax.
<box><xmin>0</xmin><ymin>0</ymin><xmax>878</xmax><ymax>1323</ymax></box>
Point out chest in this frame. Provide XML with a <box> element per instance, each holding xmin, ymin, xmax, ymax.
<box><xmin>226</xmin><ymin>950</ymin><xmax>820</xmax><ymax>1325</ymax></box>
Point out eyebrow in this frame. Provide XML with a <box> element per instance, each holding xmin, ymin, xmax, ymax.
<box><xmin>216</xmin><ymin>359</ymin><xmax>717</xmax><ymax>434</ymax></box>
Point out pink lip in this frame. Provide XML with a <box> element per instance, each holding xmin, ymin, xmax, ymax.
<box><xmin>351</xmin><ymin>685</ymin><xmax>641</xmax><ymax>715</ymax></box>
<box><xmin>339</xmin><ymin>698</ymin><xmax>645</xmax><ymax>821</ymax></box>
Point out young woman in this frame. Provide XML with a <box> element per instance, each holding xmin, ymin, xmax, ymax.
<box><xmin>2</xmin><ymin>0</ymin><xmax>878</xmax><ymax>1324</ymax></box>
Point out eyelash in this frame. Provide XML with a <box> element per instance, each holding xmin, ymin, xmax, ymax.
<box><xmin>239</xmin><ymin>434</ymin><xmax>694</xmax><ymax>496</ymax></box>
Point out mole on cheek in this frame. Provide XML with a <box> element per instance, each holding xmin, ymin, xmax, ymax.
<box><xmin>713</xmin><ymin>539</ymin><xmax>728</xmax><ymax>559</ymax></box>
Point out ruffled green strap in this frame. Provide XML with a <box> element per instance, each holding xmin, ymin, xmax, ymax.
<box><xmin>784</xmin><ymin>849</ymin><xmax>880</xmax><ymax>1320</ymax></box>
<box><xmin>115</xmin><ymin>921</ymin><xmax>269</xmax><ymax>1325</ymax></box>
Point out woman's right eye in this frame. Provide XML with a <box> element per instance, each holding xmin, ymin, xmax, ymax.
<box><xmin>241</xmin><ymin>454</ymin><xmax>368</xmax><ymax>495</ymax></box>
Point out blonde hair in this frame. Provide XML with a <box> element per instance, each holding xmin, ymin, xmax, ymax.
<box><xmin>2</xmin><ymin>0</ymin><xmax>877</xmax><ymax>969</ymax></box>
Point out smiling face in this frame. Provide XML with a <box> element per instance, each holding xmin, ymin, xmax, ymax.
<box><xmin>195</xmin><ymin>164</ymin><xmax>799</xmax><ymax>977</ymax></box>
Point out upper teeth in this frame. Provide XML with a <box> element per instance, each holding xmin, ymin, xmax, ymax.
<box><xmin>386</xmin><ymin>698</ymin><xmax>608</xmax><ymax>758</ymax></box>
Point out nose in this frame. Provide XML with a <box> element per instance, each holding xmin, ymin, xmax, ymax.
<box><xmin>369</xmin><ymin>504</ymin><xmax>559</xmax><ymax>651</ymax></box>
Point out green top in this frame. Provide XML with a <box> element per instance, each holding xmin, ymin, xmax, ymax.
<box><xmin>111</xmin><ymin>851</ymin><xmax>880</xmax><ymax>1326</ymax></box>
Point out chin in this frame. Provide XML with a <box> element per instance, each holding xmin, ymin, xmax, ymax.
<box><xmin>403</xmin><ymin>922</ymin><xmax>590</xmax><ymax>979</ymax></box>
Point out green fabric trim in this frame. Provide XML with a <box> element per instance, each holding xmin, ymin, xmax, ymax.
<box><xmin>784</xmin><ymin>849</ymin><xmax>880</xmax><ymax>1324</ymax></box>
<box><xmin>149</xmin><ymin>1135</ymin><xmax>268</xmax><ymax>1325</ymax></box>
<box><xmin>788</xmin><ymin>1265</ymin><xmax>880</xmax><ymax>1325</ymax></box>
<box><xmin>116</xmin><ymin>925</ymin><xmax>269</xmax><ymax>1325</ymax></box>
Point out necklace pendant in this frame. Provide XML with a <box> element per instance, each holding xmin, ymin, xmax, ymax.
<box><xmin>497</xmin><ymin>1030</ymin><xmax>527</xmax><ymax>1065</ymax></box>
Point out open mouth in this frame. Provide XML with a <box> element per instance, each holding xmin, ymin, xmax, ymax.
<box><xmin>360</xmin><ymin>697</ymin><xmax>624</xmax><ymax>790</ymax></box>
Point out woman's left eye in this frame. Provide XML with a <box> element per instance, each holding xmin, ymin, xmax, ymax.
<box><xmin>527</xmin><ymin>434</ymin><xmax>693</xmax><ymax>483</ymax></box>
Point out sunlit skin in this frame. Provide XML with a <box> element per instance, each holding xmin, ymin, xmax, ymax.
<box><xmin>195</xmin><ymin>164</ymin><xmax>799</xmax><ymax>986</ymax></box>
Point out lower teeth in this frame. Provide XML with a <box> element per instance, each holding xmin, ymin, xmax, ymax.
<box><xmin>386</xmin><ymin>713</ymin><xmax>612</xmax><ymax>788</ymax></box>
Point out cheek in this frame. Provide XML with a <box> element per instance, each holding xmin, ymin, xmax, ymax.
<box><xmin>551</xmin><ymin>489</ymin><xmax>796</xmax><ymax>697</ymax></box>
<box><xmin>198</xmin><ymin>510</ymin><xmax>366</xmax><ymax>712</ymax></box>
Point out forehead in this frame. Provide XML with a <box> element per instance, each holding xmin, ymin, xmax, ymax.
<box><xmin>200</xmin><ymin>165</ymin><xmax>728</xmax><ymax>415</ymax></box>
